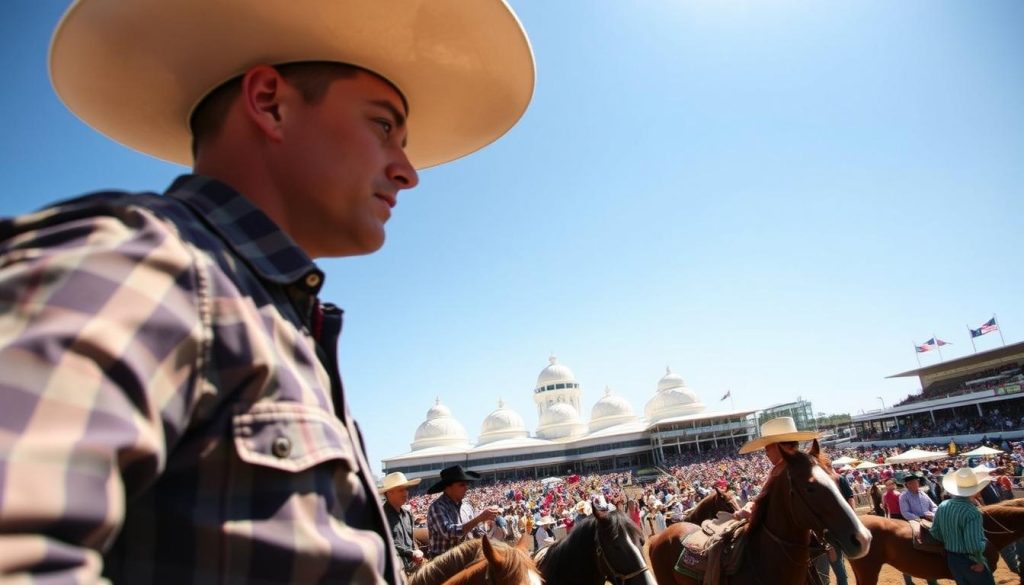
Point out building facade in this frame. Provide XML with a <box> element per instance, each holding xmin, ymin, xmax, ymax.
<box><xmin>382</xmin><ymin>357</ymin><xmax>768</xmax><ymax>482</ymax></box>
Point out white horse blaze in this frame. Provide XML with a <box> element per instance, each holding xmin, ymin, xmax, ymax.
<box><xmin>623</xmin><ymin>537</ymin><xmax>657</xmax><ymax>585</ymax></box>
<box><xmin>810</xmin><ymin>465</ymin><xmax>872</xmax><ymax>559</ymax></box>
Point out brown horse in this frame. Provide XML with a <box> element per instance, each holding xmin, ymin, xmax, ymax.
<box><xmin>648</xmin><ymin>441</ymin><xmax>871</xmax><ymax>585</ymax></box>
<box><xmin>647</xmin><ymin>487</ymin><xmax>741</xmax><ymax>578</ymax></box>
<box><xmin>849</xmin><ymin>498</ymin><xmax>1024</xmax><ymax>584</ymax></box>
<box><xmin>410</xmin><ymin>535</ymin><xmax>541</xmax><ymax>585</ymax></box>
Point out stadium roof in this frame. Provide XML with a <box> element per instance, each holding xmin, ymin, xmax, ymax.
<box><xmin>886</xmin><ymin>340</ymin><xmax>1024</xmax><ymax>380</ymax></box>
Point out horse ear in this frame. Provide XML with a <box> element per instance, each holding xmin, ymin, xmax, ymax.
<box><xmin>481</xmin><ymin>535</ymin><xmax>501</xmax><ymax>563</ymax></box>
<box><xmin>516</xmin><ymin>531</ymin><xmax>530</xmax><ymax>551</ymax></box>
<box><xmin>808</xmin><ymin>439</ymin><xmax>821</xmax><ymax>458</ymax></box>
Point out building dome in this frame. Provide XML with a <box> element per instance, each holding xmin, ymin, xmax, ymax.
<box><xmin>645</xmin><ymin>367</ymin><xmax>706</xmax><ymax>423</ymax></box>
<box><xmin>589</xmin><ymin>386</ymin><xmax>637</xmax><ymax>432</ymax></box>
<box><xmin>478</xmin><ymin>399</ymin><xmax>529</xmax><ymax>445</ymax></box>
<box><xmin>658</xmin><ymin>367</ymin><xmax>687</xmax><ymax>392</ymax></box>
<box><xmin>411</xmin><ymin>398</ymin><xmax>470</xmax><ymax>450</ymax></box>
<box><xmin>540</xmin><ymin>402</ymin><xmax>579</xmax><ymax>426</ymax></box>
<box><xmin>535</xmin><ymin>355</ymin><xmax>577</xmax><ymax>389</ymax></box>
<box><xmin>536</xmin><ymin>401</ymin><xmax>586</xmax><ymax>440</ymax></box>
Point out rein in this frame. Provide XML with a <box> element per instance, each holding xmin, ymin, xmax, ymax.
<box><xmin>984</xmin><ymin>510</ymin><xmax>1017</xmax><ymax>536</ymax></box>
<box><xmin>594</xmin><ymin>524</ymin><xmax>649</xmax><ymax>584</ymax></box>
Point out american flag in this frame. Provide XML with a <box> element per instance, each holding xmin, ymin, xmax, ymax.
<box><xmin>970</xmin><ymin>318</ymin><xmax>999</xmax><ymax>338</ymax></box>
<box><xmin>915</xmin><ymin>343</ymin><xmax>932</xmax><ymax>353</ymax></box>
<box><xmin>927</xmin><ymin>337</ymin><xmax>951</xmax><ymax>347</ymax></box>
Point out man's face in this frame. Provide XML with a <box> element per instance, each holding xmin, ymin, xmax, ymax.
<box><xmin>273</xmin><ymin>71</ymin><xmax>418</xmax><ymax>258</ymax></box>
<box><xmin>445</xmin><ymin>481</ymin><xmax>469</xmax><ymax>502</ymax></box>
<box><xmin>385</xmin><ymin>486</ymin><xmax>409</xmax><ymax>508</ymax></box>
<box><xmin>905</xmin><ymin>479</ymin><xmax>920</xmax><ymax>493</ymax></box>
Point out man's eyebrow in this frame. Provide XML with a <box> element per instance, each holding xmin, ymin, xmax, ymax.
<box><xmin>369</xmin><ymin>99</ymin><xmax>408</xmax><ymax>147</ymax></box>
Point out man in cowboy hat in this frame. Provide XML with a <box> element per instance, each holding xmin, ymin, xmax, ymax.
<box><xmin>929</xmin><ymin>468</ymin><xmax>997</xmax><ymax>584</ymax></box>
<box><xmin>0</xmin><ymin>1</ymin><xmax>533</xmax><ymax>583</ymax></box>
<box><xmin>380</xmin><ymin>472</ymin><xmax>425</xmax><ymax>576</ymax></box>
<box><xmin>734</xmin><ymin>416</ymin><xmax>821</xmax><ymax>519</ymax></box>
<box><xmin>738</xmin><ymin>418</ymin><xmax>856</xmax><ymax>585</ymax></box>
<box><xmin>426</xmin><ymin>465</ymin><xmax>501</xmax><ymax>557</ymax></box>
<box><xmin>899</xmin><ymin>471</ymin><xmax>937</xmax><ymax>522</ymax></box>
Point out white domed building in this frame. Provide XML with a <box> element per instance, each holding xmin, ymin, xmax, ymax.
<box><xmin>410</xmin><ymin>398</ymin><xmax>471</xmax><ymax>451</ymax></box>
<box><xmin>382</xmin><ymin>357</ymin><xmax>761</xmax><ymax>483</ymax></box>
<box><xmin>644</xmin><ymin>367</ymin><xmax>706</xmax><ymax>423</ymax></box>
<box><xmin>478</xmin><ymin>399</ymin><xmax>529</xmax><ymax>445</ymax></box>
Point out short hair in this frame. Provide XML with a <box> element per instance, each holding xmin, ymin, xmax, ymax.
<box><xmin>189</xmin><ymin>62</ymin><xmax>373</xmax><ymax>158</ymax></box>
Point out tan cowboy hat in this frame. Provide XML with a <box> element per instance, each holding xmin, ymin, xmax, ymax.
<box><xmin>943</xmin><ymin>467</ymin><xmax>991</xmax><ymax>497</ymax></box>
<box><xmin>535</xmin><ymin>515</ymin><xmax>556</xmax><ymax>526</ymax></box>
<box><xmin>379</xmin><ymin>472</ymin><xmax>421</xmax><ymax>494</ymax></box>
<box><xmin>49</xmin><ymin>0</ymin><xmax>535</xmax><ymax>169</ymax></box>
<box><xmin>738</xmin><ymin>417</ymin><xmax>821</xmax><ymax>455</ymax></box>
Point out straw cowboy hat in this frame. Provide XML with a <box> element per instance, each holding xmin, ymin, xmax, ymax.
<box><xmin>943</xmin><ymin>467</ymin><xmax>991</xmax><ymax>497</ymax></box>
<box><xmin>426</xmin><ymin>465</ymin><xmax>482</xmax><ymax>494</ymax></box>
<box><xmin>49</xmin><ymin>0</ymin><xmax>535</xmax><ymax>169</ymax></box>
<box><xmin>535</xmin><ymin>515</ymin><xmax>556</xmax><ymax>527</ymax></box>
<box><xmin>738</xmin><ymin>417</ymin><xmax>822</xmax><ymax>454</ymax></box>
<box><xmin>378</xmin><ymin>472</ymin><xmax>421</xmax><ymax>494</ymax></box>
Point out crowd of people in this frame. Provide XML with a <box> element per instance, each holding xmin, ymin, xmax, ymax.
<box><xmin>857</xmin><ymin>397</ymin><xmax>1024</xmax><ymax>441</ymax></box>
<box><xmin>393</xmin><ymin>438</ymin><xmax>1021</xmax><ymax>548</ymax></box>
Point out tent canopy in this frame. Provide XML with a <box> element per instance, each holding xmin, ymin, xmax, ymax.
<box><xmin>885</xmin><ymin>448</ymin><xmax>947</xmax><ymax>464</ymax></box>
<box><xmin>961</xmin><ymin>446</ymin><xmax>1003</xmax><ymax>457</ymax></box>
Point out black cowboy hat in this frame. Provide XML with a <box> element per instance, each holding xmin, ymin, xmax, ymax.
<box><xmin>427</xmin><ymin>465</ymin><xmax>482</xmax><ymax>494</ymax></box>
<box><xmin>902</xmin><ymin>471</ymin><xmax>926</xmax><ymax>483</ymax></box>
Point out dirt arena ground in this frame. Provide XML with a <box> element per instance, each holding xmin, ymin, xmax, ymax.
<box><xmin>639</xmin><ymin>544</ymin><xmax>1020</xmax><ymax>584</ymax></box>
<box><xmin>843</xmin><ymin>557</ymin><xmax>1018</xmax><ymax>585</ymax></box>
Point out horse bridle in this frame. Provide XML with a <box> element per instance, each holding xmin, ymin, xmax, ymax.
<box><xmin>593</xmin><ymin>526</ymin><xmax>650</xmax><ymax>584</ymax></box>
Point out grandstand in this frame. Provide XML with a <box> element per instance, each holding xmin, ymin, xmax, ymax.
<box><xmin>849</xmin><ymin>341</ymin><xmax>1024</xmax><ymax>446</ymax></box>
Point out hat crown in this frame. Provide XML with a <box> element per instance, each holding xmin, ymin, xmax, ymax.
<box><xmin>760</xmin><ymin>417</ymin><xmax>799</xmax><ymax>436</ymax></box>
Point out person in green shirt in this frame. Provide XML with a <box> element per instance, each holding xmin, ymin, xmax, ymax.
<box><xmin>929</xmin><ymin>468</ymin><xmax>995</xmax><ymax>585</ymax></box>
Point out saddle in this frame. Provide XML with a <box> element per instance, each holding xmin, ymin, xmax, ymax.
<box><xmin>674</xmin><ymin>512</ymin><xmax>748</xmax><ymax>585</ymax></box>
<box><xmin>908</xmin><ymin>520</ymin><xmax>945</xmax><ymax>555</ymax></box>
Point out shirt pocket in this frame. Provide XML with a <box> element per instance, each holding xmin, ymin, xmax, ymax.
<box><xmin>232</xmin><ymin>402</ymin><xmax>356</xmax><ymax>473</ymax></box>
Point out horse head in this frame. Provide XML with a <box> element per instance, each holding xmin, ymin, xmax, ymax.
<box><xmin>477</xmin><ymin>535</ymin><xmax>543</xmax><ymax>585</ymax></box>
<box><xmin>683</xmin><ymin>486</ymin><xmax>741</xmax><ymax>525</ymax></box>
<box><xmin>592</xmin><ymin>508</ymin><xmax>657</xmax><ymax>585</ymax></box>
<box><xmin>771</xmin><ymin>441</ymin><xmax>871</xmax><ymax>559</ymax></box>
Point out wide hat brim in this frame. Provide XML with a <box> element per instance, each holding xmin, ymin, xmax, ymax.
<box><xmin>943</xmin><ymin>470</ymin><xmax>992</xmax><ymax>497</ymax></box>
<box><xmin>50</xmin><ymin>0</ymin><xmax>535</xmax><ymax>170</ymax></box>
<box><xmin>427</xmin><ymin>469</ymin><xmax>482</xmax><ymax>494</ymax></box>
<box><xmin>738</xmin><ymin>431</ymin><xmax>821</xmax><ymax>455</ymax></box>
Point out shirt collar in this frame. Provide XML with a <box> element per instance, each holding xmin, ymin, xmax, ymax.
<box><xmin>165</xmin><ymin>175</ymin><xmax>324</xmax><ymax>294</ymax></box>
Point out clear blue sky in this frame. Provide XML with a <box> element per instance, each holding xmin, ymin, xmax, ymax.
<box><xmin>4</xmin><ymin>1</ymin><xmax>1023</xmax><ymax>476</ymax></box>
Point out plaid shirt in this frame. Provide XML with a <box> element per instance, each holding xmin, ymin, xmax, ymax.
<box><xmin>426</xmin><ymin>494</ymin><xmax>482</xmax><ymax>556</ymax></box>
<box><xmin>0</xmin><ymin>175</ymin><xmax>400</xmax><ymax>584</ymax></box>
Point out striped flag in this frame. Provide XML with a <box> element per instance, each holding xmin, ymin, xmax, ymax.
<box><xmin>970</xmin><ymin>318</ymin><xmax>999</xmax><ymax>338</ymax></box>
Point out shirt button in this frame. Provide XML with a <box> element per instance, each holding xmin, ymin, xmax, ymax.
<box><xmin>305</xmin><ymin>273</ymin><xmax>321</xmax><ymax>288</ymax></box>
<box><xmin>272</xmin><ymin>436</ymin><xmax>292</xmax><ymax>458</ymax></box>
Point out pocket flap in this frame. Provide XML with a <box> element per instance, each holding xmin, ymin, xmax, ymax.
<box><xmin>233</xmin><ymin>402</ymin><xmax>356</xmax><ymax>473</ymax></box>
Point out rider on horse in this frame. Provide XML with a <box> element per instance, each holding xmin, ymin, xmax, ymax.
<box><xmin>734</xmin><ymin>417</ymin><xmax>821</xmax><ymax>520</ymax></box>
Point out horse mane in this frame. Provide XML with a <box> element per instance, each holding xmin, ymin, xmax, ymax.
<box><xmin>409</xmin><ymin>539</ymin><xmax>483</xmax><ymax>585</ymax></box>
<box><xmin>541</xmin><ymin>510</ymin><xmax>642</xmax><ymax>581</ymax></box>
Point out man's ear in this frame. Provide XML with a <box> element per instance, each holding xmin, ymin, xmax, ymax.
<box><xmin>240</xmin><ymin>64</ymin><xmax>288</xmax><ymax>142</ymax></box>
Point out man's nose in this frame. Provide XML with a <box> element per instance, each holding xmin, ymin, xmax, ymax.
<box><xmin>389</xmin><ymin>152</ymin><xmax>419</xmax><ymax>189</ymax></box>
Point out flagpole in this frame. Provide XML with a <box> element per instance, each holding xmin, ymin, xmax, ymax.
<box><xmin>996</xmin><ymin>314</ymin><xmax>1006</xmax><ymax>346</ymax></box>
<box><xmin>968</xmin><ymin>325</ymin><xmax>977</xmax><ymax>353</ymax></box>
<box><xmin>914</xmin><ymin>341</ymin><xmax>922</xmax><ymax>368</ymax></box>
<box><xmin>730</xmin><ymin>390</ymin><xmax>735</xmax><ymax>412</ymax></box>
<box><xmin>934</xmin><ymin>333</ymin><xmax>944</xmax><ymax>361</ymax></box>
